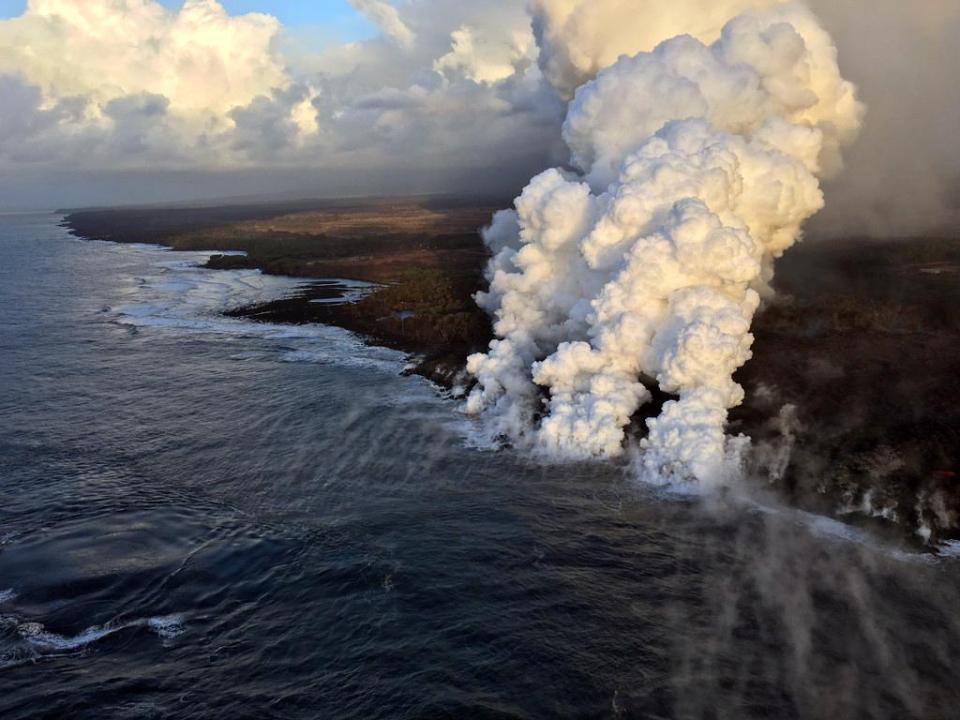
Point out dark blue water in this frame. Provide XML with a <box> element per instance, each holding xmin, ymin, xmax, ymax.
<box><xmin>1</xmin><ymin>214</ymin><xmax>959</xmax><ymax>719</ymax></box>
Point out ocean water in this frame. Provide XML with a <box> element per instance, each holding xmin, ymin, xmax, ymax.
<box><xmin>1</xmin><ymin>213</ymin><xmax>958</xmax><ymax>720</ymax></box>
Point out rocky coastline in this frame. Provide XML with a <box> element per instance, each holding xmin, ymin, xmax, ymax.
<box><xmin>62</xmin><ymin>200</ymin><xmax>960</xmax><ymax>545</ymax></box>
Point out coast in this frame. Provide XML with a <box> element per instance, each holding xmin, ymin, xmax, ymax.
<box><xmin>63</xmin><ymin>197</ymin><xmax>503</xmax><ymax>386</ymax></box>
<box><xmin>62</xmin><ymin>200</ymin><xmax>960</xmax><ymax>544</ymax></box>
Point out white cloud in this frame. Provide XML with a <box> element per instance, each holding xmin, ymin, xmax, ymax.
<box><xmin>434</xmin><ymin>25</ymin><xmax>534</xmax><ymax>84</ymax></box>
<box><xmin>0</xmin><ymin>0</ymin><xmax>561</xmax><ymax>181</ymax></box>
<box><xmin>0</xmin><ymin>0</ymin><xmax>287</xmax><ymax>116</ymax></box>
<box><xmin>465</xmin><ymin>3</ymin><xmax>864</xmax><ymax>482</ymax></box>
<box><xmin>0</xmin><ymin>0</ymin><xmax>956</xmax><ymax>231</ymax></box>
<box><xmin>529</xmin><ymin>0</ymin><xmax>779</xmax><ymax>98</ymax></box>
<box><xmin>348</xmin><ymin>0</ymin><xmax>415</xmax><ymax>49</ymax></box>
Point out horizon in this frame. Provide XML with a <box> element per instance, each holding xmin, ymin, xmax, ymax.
<box><xmin>0</xmin><ymin>0</ymin><xmax>955</xmax><ymax>238</ymax></box>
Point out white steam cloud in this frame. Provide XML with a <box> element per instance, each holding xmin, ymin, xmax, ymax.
<box><xmin>466</xmin><ymin>1</ymin><xmax>863</xmax><ymax>486</ymax></box>
<box><xmin>530</xmin><ymin>0</ymin><xmax>779</xmax><ymax>99</ymax></box>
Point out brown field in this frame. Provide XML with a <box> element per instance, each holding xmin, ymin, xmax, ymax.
<box><xmin>237</xmin><ymin>205</ymin><xmax>492</xmax><ymax>239</ymax></box>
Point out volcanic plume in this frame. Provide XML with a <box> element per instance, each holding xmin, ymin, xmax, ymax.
<box><xmin>466</xmin><ymin>1</ymin><xmax>864</xmax><ymax>486</ymax></box>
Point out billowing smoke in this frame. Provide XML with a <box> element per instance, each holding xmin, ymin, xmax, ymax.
<box><xmin>530</xmin><ymin>0</ymin><xmax>779</xmax><ymax>99</ymax></box>
<box><xmin>466</xmin><ymin>1</ymin><xmax>863</xmax><ymax>486</ymax></box>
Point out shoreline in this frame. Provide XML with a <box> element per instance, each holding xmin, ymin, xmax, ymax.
<box><xmin>61</xmin><ymin>198</ymin><xmax>501</xmax><ymax>387</ymax></box>
<box><xmin>61</xmin><ymin>202</ymin><xmax>960</xmax><ymax>545</ymax></box>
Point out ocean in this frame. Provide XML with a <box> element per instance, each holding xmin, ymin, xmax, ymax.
<box><xmin>1</xmin><ymin>213</ymin><xmax>958</xmax><ymax>719</ymax></box>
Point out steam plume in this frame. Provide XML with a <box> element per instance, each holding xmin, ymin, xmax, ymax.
<box><xmin>466</xmin><ymin>1</ymin><xmax>863</xmax><ymax>486</ymax></box>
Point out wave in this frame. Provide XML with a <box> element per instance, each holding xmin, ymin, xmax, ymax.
<box><xmin>0</xmin><ymin>609</ymin><xmax>186</xmax><ymax>669</ymax></box>
<box><xmin>102</xmin><ymin>243</ymin><xmax>408</xmax><ymax>374</ymax></box>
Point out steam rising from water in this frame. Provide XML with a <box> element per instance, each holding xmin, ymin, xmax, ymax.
<box><xmin>466</xmin><ymin>1</ymin><xmax>863</xmax><ymax>485</ymax></box>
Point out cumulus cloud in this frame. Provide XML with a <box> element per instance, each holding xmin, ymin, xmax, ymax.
<box><xmin>0</xmin><ymin>0</ymin><xmax>571</xmax><ymax>203</ymax></box>
<box><xmin>0</xmin><ymin>0</ymin><xmax>554</xmax><ymax>192</ymax></box>
<box><xmin>0</xmin><ymin>0</ymin><xmax>286</xmax><ymax>115</ymax></box>
<box><xmin>434</xmin><ymin>25</ymin><xmax>535</xmax><ymax>84</ymax></box>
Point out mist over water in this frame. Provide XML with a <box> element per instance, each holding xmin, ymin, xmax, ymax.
<box><xmin>1</xmin><ymin>214</ymin><xmax>959</xmax><ymax>719</ymax></box>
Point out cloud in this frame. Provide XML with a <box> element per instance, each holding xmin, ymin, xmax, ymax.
<box><xmin>0</xmin><ymin>0</ymin><xmax>562</xmax><ymax>189</ymax></box>
<box><xmin>0</xmin><ymin>0</ymin><xmax>956</xmax><ymax>234</ymax></box>
<box><xmin>805</xmin><ymin>0</ymin><xmax>960</xmax><ymax>235</ymax></box>
<box><xmin>348</xmin><ymin>0</ymin><xmax>415</xmax><ymax>49</ymax></box>
<box><xmin>0</xmin><ymin>0</ymin><xmax>286</xmax><ymax>116</ymax></box>
<box><xmin>464</xmin><ymin>3</ymin><xmax>863</xmax><ymax>482</ymax></box>
<box><xmin>529</xmin><ymin>0</ymin><xmax>779</xmax><ymax>98</ymax></box>
<box><xmin>433</xmin><ymin>25</ymin><xmax>535</xmax><ymax>84</ymax></box>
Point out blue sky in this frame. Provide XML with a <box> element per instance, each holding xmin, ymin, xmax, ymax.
<box><xmin>0</xmin><ymin>0</ymin><xmax>377</xmax><ymax>42</ymax></box>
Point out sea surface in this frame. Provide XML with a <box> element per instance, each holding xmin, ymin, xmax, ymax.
<box><xmin>1</xmin><ymin>213</ymin><xmax>959</xmax><ymax>719</ymax></box>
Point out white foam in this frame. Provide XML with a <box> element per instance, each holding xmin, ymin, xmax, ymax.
<box><xmin>0</xmin><ymin>608</ymin><xmax>186</xmax><ymax>669</ymax></box>
<box><xmin>455</xmin><ymin>417</ymin><xmax>502</xmax><ymax>452</ymax></box>
<box><xmin>800</xmin><ymin>511</ymin><xmax>876</xmax><ymax>546</ymax></box>
<box><xmin>744</xmin><ymin>497</ymin><xmax>936</xmax><ymax>565</ymax></box>
<box><xmin>939</xmin><ymin>540</ymin><xmax>960</xmax><ymax>558</ymax></box>
<box><xmin>278</xmin><ymin>350</ymin><xmax>333</xmax><ymax>365</ymax></box>
<box><xmin>21</xmin><ymin>622</ymin><xmax>119</xmax><ymax>651</ymax></box>
<box><xmin>307</xmin><ymin>279</ymin><xmax>378</xmax><ymax>305</ymax></box>
<box><xmin>0</xmin><ymin>589</ymin><xmax>16</xmax><ymax>604</ymax></box>
<box><xmin>17</xmin><ymin>614</ymin><xmax>187</xmax><ymax>652</ymax></box>
<box><xmin>147</xmin><ymin>614</ymin><xmax>186</xmax><ymax>641</ymax></box>
<box><xmin>104</xmin><ymin>243</ymin><xmax>408</xmax><ymax>374</ymax></box>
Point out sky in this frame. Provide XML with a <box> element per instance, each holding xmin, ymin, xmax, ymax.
<box><xmin>0</xmin><ymin>0</ymin><xmax>957</xmax><ymax>234</ymax></box>
<box><xmin>1</xmin><ymin>0</ymin><xmax>371</xmax><ymax>31</ymax></box>
<box><xmin>0</xmin><ymin>0</ymin><xmax>378</xmax><ymax>48</ymax></box>
<box><xmin>158</xmin><ymin>0</ymin><xmax>378</xmax><ymax>42</ymax></box>
<box><xmin>0</xmin><ymin>0</ymin><xmax>561</xmax><ymax>209</ymax></box>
